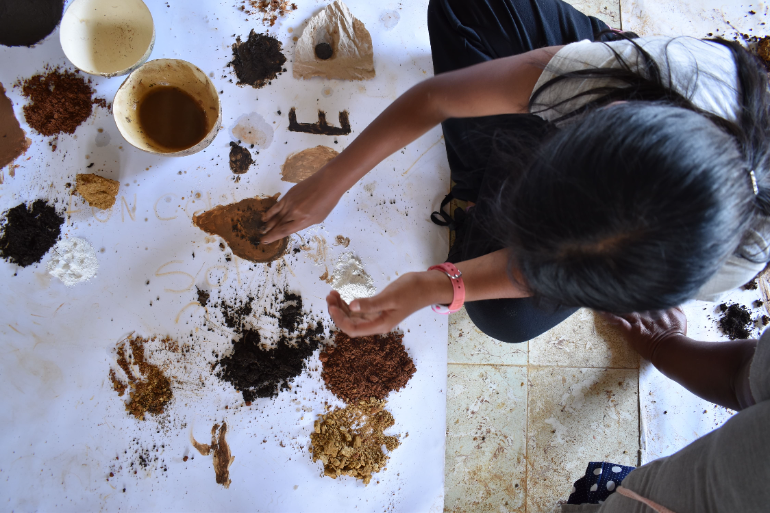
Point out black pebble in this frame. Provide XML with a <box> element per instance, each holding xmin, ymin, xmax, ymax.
<box><xmin>315</xmin><ymin>42</ymin><xmax>333</xmax><ymax>60</ymax></box>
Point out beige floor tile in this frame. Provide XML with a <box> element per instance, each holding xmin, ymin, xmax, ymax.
<box><xmin>526</xmin><ymin>367</ymin><xmax>639</xmax><ymax>513</ymax></box>
<box><xmin>566</xmin><ymin>0</ymin><xmax>621</xmax><ymax>29</ymax></box>
<box><xmin>445</xmin><ymin>364</ymin><xmax>528</xmax><ymax>513</ymax></box>
<box><xmin>449</xmin><ymin>306</ymin><xmax>528</xmax><ymax>365</ymax></box>
<box><xmin>528</xmin><ymin>308</ymin><xmax>639</xmax><ymax>369</ymax></box>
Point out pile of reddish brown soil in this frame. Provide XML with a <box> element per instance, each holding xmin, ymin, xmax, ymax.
<box><xmin>320</xmin><ymin>331</ymin><xmax>416</xmax><ymax>403</ymax></box>
<box><xmin>230</xmin><ymin>31</ymin><xmax>286</xmax><ymax>88</ymax></box>
<box><xmin>20</xmin><ymin>68</ymin><xmax>106</xmax><ymax>136</ymax></box>
<box><xmin>0</xmin><ymin>199</ymin><xmax>63</xmax><ymax>267</ymax></box>
<box><xmin>109</xmin><ymin>335</ymin><xmax>173</xmax><ymax>420</ymax></box>
<box><xmin>718</xmin><ymin>303</ymin><xmax>753</xmax><ymax>340</ymax></box>
<box><xmin>215</xmin><ymin>289</ymin><xmax>326</xmax><ymax>402</ymax></box>
<box><xmin>310</xmin><ymin>397</ymin><xmax>400</xmax><ymax>485</ymax></box>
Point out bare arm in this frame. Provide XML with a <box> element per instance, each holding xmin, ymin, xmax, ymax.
<box><xmin>327</xmin><ymin>248</ymin><xmax>528</xmax><ymax>337</ymax></box>
<box><xmin>602</xmin><ymin>309</ymin><xmax>757</xmax><ymax>411</ymax></box>
<box><xmin>261</xmin><ymin>47</ymin><xmax>561</xmax><ymax>243</ymax></box>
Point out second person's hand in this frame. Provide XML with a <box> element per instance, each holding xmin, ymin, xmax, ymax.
<box><xmin>260</xmin><ymin>166</ymin><xmax>344</xmax><ymax>243</ymax></box>
<box><xmin>326</xmin><ymin>271</ymin><xmax>453</xmax><ymax>337</ymax></box>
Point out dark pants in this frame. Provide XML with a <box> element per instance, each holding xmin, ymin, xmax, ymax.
<box><xmin>427</xmin><ymin>0</ymin><xmax>610</xmax><ymax>343</ymax></box>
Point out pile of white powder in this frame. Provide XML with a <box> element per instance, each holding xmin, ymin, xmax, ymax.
<box><xmin>47</xmin><ymin>237</ymin><xmax>98</xmax><ymax>286</ymax></box>
<box><xmin>331</xmin><ymin>252</ymin><xmax>376</xmax><ymax>304</ymax></box>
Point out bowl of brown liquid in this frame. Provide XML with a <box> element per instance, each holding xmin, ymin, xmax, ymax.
<box><xmin>113</xmin><ymin>59</ymin><xmax>221</xmax><ymax>156</ymax></box>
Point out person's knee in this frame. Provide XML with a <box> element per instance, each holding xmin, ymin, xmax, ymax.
<box><xmin>464</xmin><ymin>303</ymin><xmax>532</xmax><ymax>343</ymax></box>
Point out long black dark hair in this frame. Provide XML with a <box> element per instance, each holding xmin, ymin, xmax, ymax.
<box><xmin>492</xmin><ymin>36</ymin><xmax>770</xmax><ymax>313</ymax></box>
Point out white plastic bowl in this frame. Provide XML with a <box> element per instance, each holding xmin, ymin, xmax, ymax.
<box><xmin>60</xmin><ymin>0</ymin><xmax>155</xmax><ymax>77</ymax></box>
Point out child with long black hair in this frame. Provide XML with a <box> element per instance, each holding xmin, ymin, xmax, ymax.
<box><xmin>261</xmin><ymin>0</ymin><xmax>770</xmax><ymax>341</ymax></box>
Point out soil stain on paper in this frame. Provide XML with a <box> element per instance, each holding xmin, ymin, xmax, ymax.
<box><xmin>230</xmin><ymin>31</ymin><xmax>287</xmax><ymax>88</ymax></box>
<box><xmin>0</xmin><ymin>83</ymin><xmax>31</xmax><ymax>169</ymax></box>
<box><xmin>190</xmin><ymin>422</ymin><xmax>234</xmax><ymax>488</ymax></box>
<box><xmin>192</xmin><ymin>196</ymin><xmax>288</xmax><ymax>263</ymax></box>
<box><xmin>281</xmin><ymin>145</ymin><xmax>338</xmax><ymax>183</ymax></box>
<box><xmin>288</xmin><ymin>108</ymin><xmax>351</xmax><ymax>136</ymax></box>
<box><xmin>230</xmin><ymin>112</ymin><xmax>273</xmax><ymax>149</ymax></box>
<box><xmin>109</xmin><ymin>335</ymin><xmax>173</xmax><ymax>420</ymax></box>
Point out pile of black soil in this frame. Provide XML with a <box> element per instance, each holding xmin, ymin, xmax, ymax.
<box><xmin>215</xmin><ymin>289</ymin><xmax>326</xmax><ymax>402</ymax></box>
<box><xmin>718</xmin><ymin>303</ymin><xmax>753</xmax><ymax>340</ymax></box>
<box><xmin>229</xmin><ymin>30</ymin><xmax>286</xmax><ymax>88</ymax></box>
<box><xmin>229</xmin><ymin>142</ymin><xmax>253</xmax><ymax>174</ymax></box>
<box><xmin>278</xmin><ymin>291</ymin><xmax>302</xmax><ymax>333</ymax></box>
<box><xmin>0</xmin><ymin>0</ymin><xmax>64</xmax><ymax>47</ymax></box>
<box><xmin>0</xmin><ymin>199</ymin><xmax>63</xmax><ymax>267</ymax></box>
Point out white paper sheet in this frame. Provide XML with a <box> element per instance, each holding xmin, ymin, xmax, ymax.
<box><xmin>0</xmin><ymin>0</ymin><xmax>448</xmax><ymax>511</ymax></box>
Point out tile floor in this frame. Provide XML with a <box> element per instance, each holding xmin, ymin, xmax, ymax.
<box><xmin>443</xmin><ymin>1</ymin><xmax>769</xmax><ymax>511</ymax></box>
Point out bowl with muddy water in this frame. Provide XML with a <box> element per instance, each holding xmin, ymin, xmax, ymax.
<box><xmin>60</xmin><ymin>0</ymin><xmax>155</xmax><ymax>77</ymax></box>
<box><xmin>113</xmin><ymin>59</ymin><xmax>222</xmax><ymax>156</ymax></box>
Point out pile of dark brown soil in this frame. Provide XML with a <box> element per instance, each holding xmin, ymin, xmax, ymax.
<box><xmin>230</xmin><ymin>31</ymin><xmax>286</xmax><ymax>88</ymax></box>
<box><xmin>718</xmin><ymin>303</ymin><xmax>753</xmax><ymax>340</ymax></box>
<box><xmin>20</xmin><ymin>68</ymin><xmax>106</xmax><ymax>136</ymax></box>
<box><xmin>229</xmin><ymin>142</ymin><xmax>253</xmax><ymax>174</ymax></box>
<box><xmin>215</xmin><ymin>289</ymin><xmax>326</xmax><ymax>402</ymax></box>
<box><xmin>0</xmin><ymin>199</ymin><xmax>63</xmax><ymax>267</ymax></box>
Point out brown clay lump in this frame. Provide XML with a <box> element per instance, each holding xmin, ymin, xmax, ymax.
<box><xmin>192</xmin><ymin>195</ymin><xmax>288</xmax><ymax>263</ymax></box>
<box><xmin>76</xmin><ymin>173</ymin><xmax>119</xmax><ymax>209</ymax></box>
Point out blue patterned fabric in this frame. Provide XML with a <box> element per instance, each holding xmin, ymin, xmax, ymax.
<box><xmin>567</xmin><ymin>462</ymin><xmax>635</xmax><ymax>505</ymax></box>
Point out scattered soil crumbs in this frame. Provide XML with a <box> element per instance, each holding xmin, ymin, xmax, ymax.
<box><xmin>229</xmin><ymin>141</ymin><xmax>253</xmax><ymax>174</ymax></box>
<box><xmin>743</xmin><ymin>278</ymin><xmax>759</xmax><ymax>291</ymax></box>
<box><xmin>238</xmin><ymin>0</ymin><xmax>297</xmax><ymax>26</ymax></box>
<box><xmin>216</xmin><ymin>290</ymin><xmax>327</xmax><ymax>402</ymax></box>
<box><xmin>196</xmin><ymin>287</ymin><xmax>210</xmax><ymax>307</ymax></box>
<box><xmin>288</xmin><ymin>108</ymin><xmax>351</xmax><ymax>136</ymax></box>
<box><xmin>230</xmin><ymin>30</ymin><xmax>287</xmax><ymax>88</ymax></box>
<box><xmin>20</xmin><ymin>68</ymin><xmax>106</xmax><ymax>136</ymax></box>
<box><xmin>110</xmin><ymin>335</ymin><xmax>173</xmax><ymax>420</ymax></box>
<box><xmin>0</xmin><ymin>199</ymin><xmax>63</xmax><ymax>267</ymax></box>
<box><xmin>718</xmin><ymin>303</ymin><xmax>753</xmax><ymax>340</ymax></box>
<box><xmin>310</xmin><ymin>398</ymin><xmax>400</xmax><ymax>485</ymax></box>
<box><xmin>190</xmin><ymin>423</ymin><xmax>234</xmax><ymax>488</ymax></box>
<box><xmin>320</xmin><ymin>331</ymin><xmax>415</xmax><ymax>403</ymax></box>
<box><xmin>75</xmin><ymin>173</ymin><xmax>119</xmax><ymax>209</ymax></box>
